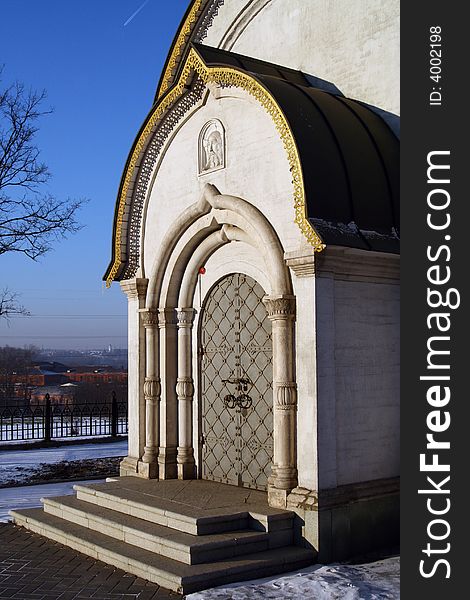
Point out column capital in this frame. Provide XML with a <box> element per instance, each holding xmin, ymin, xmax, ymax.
<box><xmin>158</xmin><ymin>307</ymin><xmax>178</xmax><ymax>328</ymax></box>
<box><xmin>120</xmin><ymin>278</ymin><xmax>149</xmax><ymax>300</ymax></box>
<box><xmin>263</xmin><ymin>295</ymin><xmax>296</xmax><ymax>320</ymax></box>
<box><xmin>176</xmin><ymin>308</ymin><xmax>195</xmax><ymax>328</ymax></box>
<box><xmin>284</xmin><ymin>248</ymin><xmax>315</xmax><ymax>278</ymax></box>
<box><xmin>139</xmin><ymin>308</ymin><xmax>159</xmax><ymax>328</ymax></box>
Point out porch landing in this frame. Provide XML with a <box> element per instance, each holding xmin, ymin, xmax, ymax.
<box><xmin>10</xmin><ymin>477</ymin><xmax>314</xmax><ymax>594</ymax></box>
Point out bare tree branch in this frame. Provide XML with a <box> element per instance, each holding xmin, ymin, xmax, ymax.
<box><xmin>0</xmin><ymin>287</ymin><xmax>30</xmax><ymax>320</ymax></box>
<box><xmin>0</xmin><ymin>68</ymin><xmax>88</xmax><ymax>318</ymax></box>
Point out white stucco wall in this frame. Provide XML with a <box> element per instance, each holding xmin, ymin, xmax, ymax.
<box><xmin>142</xmin><ymin>87</ymin><xmax>301</xmax><ymax>280</ymax></box>
<box><xmin>203</xmin><ymin>0</ymin><xmax>400</xmax><ymax>115</ymax></box>
<box><xmin>316</xmin><ymin>265</ymin><xmax>400</xmax><ymax>489</ymax></box>
<box><xmin>292</xmin><ymin>273</ymin><xmax>318</xmax><ymax>492</ymax></box>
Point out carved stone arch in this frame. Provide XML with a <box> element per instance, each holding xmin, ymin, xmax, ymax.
<box><xmin>147</xmin><ymin>183</ymin><xmax>291</xmax><ymax>309</ymax></box>
<box><xmin>140</xmin><ymin>183</ymin><xmax>298</xmax><ymax>503</ymax></box>
<box><xmin>178</xmin><ymin>225</ymin><xmax>259</xmax><ymax>308</ymax></box>
<box><xmin>158</xmin><ymin>214</ymin><xmax>221</xmax><ymax>307</ymax></box>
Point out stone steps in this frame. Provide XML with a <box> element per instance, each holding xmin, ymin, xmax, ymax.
<box><xmin>10</xmin><ymin>477</ymin><xmax>315</xmax><ymax>594</ymax></box>
<box><xmin>42</xmin><ymin>494</ymin><xmax>291</xmax><ymax>565</ymax></box>
<box><xmin>10</xmin><ymin>507</ymin><xmax>313</xmax><ymax>594</ymax></box>
<box><xmin>73</xmin><ymin>479</ymin><xmax>294</xmax><ymax>535</ymax></box>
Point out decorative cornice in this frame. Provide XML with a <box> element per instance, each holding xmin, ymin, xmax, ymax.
<box><xmin>157</xmin><ymin>0</ymin><xmax>204</xmax><ymax>99</ymax></box>
<box><xmin>193</xmin><ymin>0</ymin><xmax>225</xmax><ymax>43</ymax></box>
<box><xmin>157</xmin><ymin>0</ymin><xmax>225</xmax><ymax>100</ymax></box>
<box><xmin>106</xmin><ymin>47</ymin><xmax>325</xmax><ymax>287</ymax></box>
<box><xmin>123</xmin><ymin>79</ymin><xmax>206</xmax><ymax>281</ymax></box>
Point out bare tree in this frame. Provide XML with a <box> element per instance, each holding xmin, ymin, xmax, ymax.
<box><xmin>0</xmin><ymin>345</ymin><xmax>37</xmax><ymax>406</ymax></box>
<box><xmin>0</xmin><ymin>68</ymin><xmax>87</xmax><ymax>317</ymax></box>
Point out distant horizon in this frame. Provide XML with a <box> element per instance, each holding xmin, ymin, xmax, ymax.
<box><xmin>0</xmin><ymin>336</ymin><xmax>129</xmax><ymax>352</ymax></box>
<box><xmin>0</xmin><ymin>345</ymin><xmax>128</xmax><ymax>353</ymax></box>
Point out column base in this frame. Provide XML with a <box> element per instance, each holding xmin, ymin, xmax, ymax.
<box><xmin>141</xmin><ymin>445</ymin><xmax>158</xmax><ymax>464</ymax></box>
<box><xmin>137</xmin><ymin>460</ymin><xmax>159</xmax><ymax>479</ymax></box>
<box><xmin>177</xmin><ymin>446</ymin><xmax>195</xmax><ymax>480</ymax></box>
<box><xmin>177</xmin><ymin>462</ymin><xmax>196</xmax><ymax>480</ymax></box>
<box><xmin>271</xmin><ymin>466</ymin><xmax>298</xmax><ymax>492</ymax></box>
<box><xmin>119</xmin><ymin>456</ymin><xmax>139</xmax><ymax>477</ymax></box>
<box><xmin>158</xmin><ymin>447</ymin><xmax>178</xmax><ymax>479</ymax></box>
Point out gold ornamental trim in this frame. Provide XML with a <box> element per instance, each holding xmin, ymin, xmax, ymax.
<box><xmin>157</xmin><ymin>0</ymin><xmax>204</xmax><ymax>99</ymax></box>
<box><xmin>106</xmin><ymin>47</ymin><xmax>325</xmax><ymax>287</ymax></box>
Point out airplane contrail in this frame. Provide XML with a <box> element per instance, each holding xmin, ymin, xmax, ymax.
<box><xmin>124</xmin><ymin>0</ymin><xmax>150</xmax><ymax>27</ymax></box>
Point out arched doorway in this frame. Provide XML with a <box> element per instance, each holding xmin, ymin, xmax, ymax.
<box><xmin>199</xmin><ymin>273</ymin><xmax>273</xmax><ymax>491</ymax></box>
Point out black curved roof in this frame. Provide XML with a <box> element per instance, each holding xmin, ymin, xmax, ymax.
<box><xmin>194</xmin><ymin>43</ymin><xmax>400</xmax><ymax>254</ymax></box>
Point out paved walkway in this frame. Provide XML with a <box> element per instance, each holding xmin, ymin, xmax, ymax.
<box><xmin>0</xmin><ymin>523</ymin><xmax>182</xmax><ymax>600</ymax></box>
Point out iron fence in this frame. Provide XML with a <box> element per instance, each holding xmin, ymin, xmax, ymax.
<box><xmin>0</xmin><ymin>392</ymin><xmax>127</xmax><ymax>443</ymax></box>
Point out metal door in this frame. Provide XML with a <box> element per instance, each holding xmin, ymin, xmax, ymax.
<box><xmin>199</xmin><ymin>273</ymin><xmax>273</xmax><ymax>490</ymax></box>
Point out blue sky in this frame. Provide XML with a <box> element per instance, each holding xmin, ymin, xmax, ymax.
<box><xmin>0</xmin><ymin>0</ymin><xmax>189</xmax><ymax>350</ymax></box>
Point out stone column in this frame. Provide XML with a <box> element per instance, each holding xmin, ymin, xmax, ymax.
<box><xmin>176</xmin><ymin>308</ymin><xmax>196</xmax><ymax>479</ymax></box>
<box><xmin>158</xmin><ymin>308</ymin><xmax>178</xmax><ymax>479</ymax></box>
<box><xmin>139</xmin><ymin>308</ymin><xmax>160</xmax><ymax>478</ymax></box>
<box><xmin>263</xmin><ymin>295</ymin><xmax>298</xmax><ymax>507</ymax></box>
<box><xmin>119</xmin><ymin>278</ymin><xmax>148</xmax><ymax>477</ymax></box>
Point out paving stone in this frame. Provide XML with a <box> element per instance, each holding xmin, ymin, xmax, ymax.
<box><xmin>0</xmin><ymin>524</ymin><xmax>181</xmax><ymax>600</ymax></box>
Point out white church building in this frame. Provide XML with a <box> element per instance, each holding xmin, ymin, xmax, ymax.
<box><xmin>12</xmin><ymin>1</ymin><xmax>399</xmax><ymax>592</ymax></box>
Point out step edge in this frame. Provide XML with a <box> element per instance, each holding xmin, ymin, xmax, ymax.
<box><xmin>11</xmin><ymin>508</ymin><xmax>314</xmax><ymax>594</ymax></box>
<box><xmin>10</xmin><ymin>509</ymin><xmax>184</xmax><ymax>586</ymax></box>
<box><xmin>74</xmin><ymin>484</ymin><xmax>256</xmax><ymax>528</ymax></box>
<box><xmin>42</xmin><ymin>495</ymin><xmax>271</xmax><ymax>552</ymax></box>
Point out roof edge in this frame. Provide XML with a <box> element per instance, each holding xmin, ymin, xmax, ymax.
<box><xmin>104</xmin><ymin>45</ymin><xmax>326</xmax><ymax>286</ymax></box>
<box><xmin>155</xmin><ymin>0</ymin><xmax>225</xmax><ymax>102</ymax></box>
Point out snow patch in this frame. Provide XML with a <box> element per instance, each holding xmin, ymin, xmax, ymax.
<box><xmin>186</xmin><ymin>558</ymin><xmax>400</xmax><ymax>599</ymax></box>
<box><xmin>0</xmin><ymin>479</ymin><xmax>105</xmax><ymax>522</ymax></box>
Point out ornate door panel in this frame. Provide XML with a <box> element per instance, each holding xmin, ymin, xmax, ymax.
<box><xmin>200</xmin><ymin>273</ymin><xmax>273</xmax><ymax>490</ymax></box>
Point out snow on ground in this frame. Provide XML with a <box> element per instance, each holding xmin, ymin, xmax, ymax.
<box><xmin>186</xmin><ymin>557</ymin><xmax>400</xmax><ymax>599</ymax></box>
<box><xmin>0</xmin><ymin>479</ymin><xmax>105</xmax><ymax>522</ymax></box>
<box><xmin>0</xmin><ymin>439</ymin><xmax>128</xmax><ymax>466</ymax></box>
<box><xmin>0</xmin><ymin>440</ymin><xmax>127</xmax><ymax>487</ymax></box>
<box><xmin>0</xmin><ymin>440</ymin><xmax>127</xmax><ymax>517</ymax></box>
